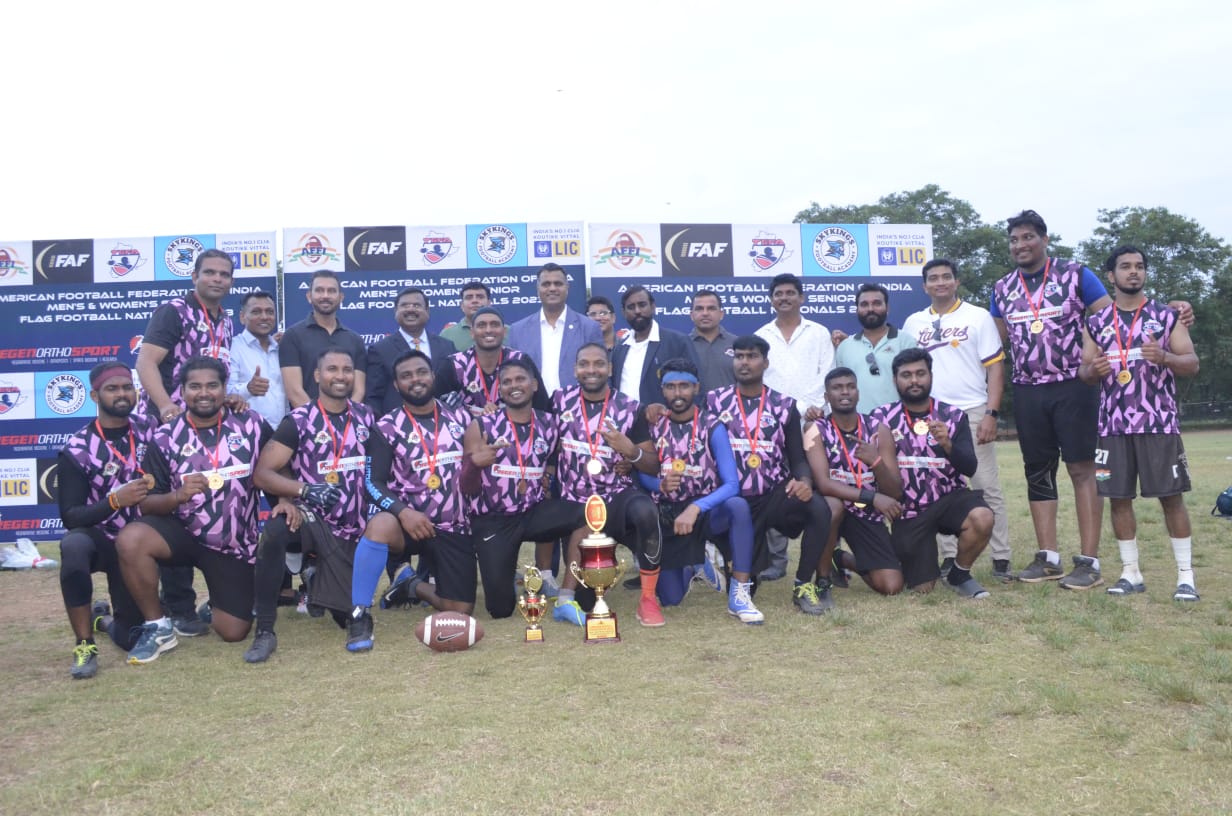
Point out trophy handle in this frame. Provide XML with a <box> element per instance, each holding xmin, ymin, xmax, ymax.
<box><xmin>569</xmin><ymin>559</ymin><xmax>585</xmax><ymax>587</ymax></box>
<box><xmin>615</xmin><ymin>557</ymin><xmax>627</xmax><ymax>585</ymax></box>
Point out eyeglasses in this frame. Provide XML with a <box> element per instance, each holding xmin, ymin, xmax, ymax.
<box><xmin>587</xmin><ymin>310</ymin><xmax>612</xmax><ymax>318</ymax></box>
<box><xmin>865</xmin><ymin>352</ymin><xmax>880</xmax><ymax>376</ymax></box>
<box><xmin>933</xmin><ymin>317</ymin><xmax>943</xmax><ymax>337</ymax></box>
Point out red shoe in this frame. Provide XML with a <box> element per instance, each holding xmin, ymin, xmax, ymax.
<box><xmin>635</xmin><ymin>595</ymin><xmax>665</xmax><ymax>627</ymax></box>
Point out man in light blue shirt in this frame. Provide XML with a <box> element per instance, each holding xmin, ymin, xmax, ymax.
<box><xmin>834</xmin><ymin>283</ymin><xmax>918</xmax><ymax>414</ymax></box>
<box><xmin>228</xmin><ymin>291</ymin><xmax>287</xmax><ymax>426</ymax></box>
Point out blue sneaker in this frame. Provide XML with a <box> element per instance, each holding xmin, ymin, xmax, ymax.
<box><xmin>728</xmin><ymin>581</ymin><xmax>765</xmax><ymax>625</ymax></box>
<box><xmin>701</xmin><ymin>541</ymin><xmax>726</xmax><ymax>593</ymax></box>
<box><xmin>127</xmin><ymin>620</ymin><xmax>178</xmax><ymax>665</ymax></box>
<box><xmin>346</xmin><ymin>607</ymin><xmax>374</xmax><ymax>652</ymax></box>
<box><xmin>552</xmin><ymin>599</ymin><xmax>586</xmax><ymax>627</ymax></box>
<box><xmin>381</xmin><ymin>565</ymin><xmax>420</xmax><ymax>609</ymax></box>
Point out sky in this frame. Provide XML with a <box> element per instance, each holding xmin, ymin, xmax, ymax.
<box><xmin>5</xmin><ymin>0</ymin><xmax>1230</xmax><ymax>252</ymax></box>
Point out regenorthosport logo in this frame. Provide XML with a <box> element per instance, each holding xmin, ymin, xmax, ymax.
<box><xmin>812</xmin><ymin>227</ymin><xmax>858</xmax><ymax>274</ymax></box>
<box><xmin>44</xmin><ymin>374</ymin><xmax>86</xmax><ymax>415</ymax></box>
<box><xmin>475</xmin><ymin>225</ymin><xmax>517</xmax><ymax>266</ymax></box>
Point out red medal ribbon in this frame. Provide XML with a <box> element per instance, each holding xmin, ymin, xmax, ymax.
<box><xmin>506</xmin><ymin>409</ymin><xmax>536</xmax><ymax>484</ymax></box>
<box><xmin>734</xmin><ymin>387</ymin><xmax>766</xmax><ymax>459</ymax></box>
<box><xmin>193</xmin><ymin>293</ymin><xmax>223</xmax><ymax>359</ymax></box>
<box><xmin>1112</xmin><ymin>300</ymin><xmax>1147</xmax><ymax>373</ymax></box>
<box><xmin>579</xmin><ymin>388</ymin><xmax>611</xmax><ymax>462</ymax></box>
<box><xmin>403</xmin><ymin>403</ymin><xmax>441</xmax><ymax>485</ymax></box>
<box><xmin>318</xmin><ymin>400</ymin><xmax>353</xmax><ymax>474</ymax></box>
<box><xmin>95</xmin><ymin>419</ymin><xmax>146</xmax><ymax>477</ymax></box>
<box><xmin>831</xmin><ymin>416</ymin><xmax>866</xmax><ymax>488</ymax></box>
<box><xmin>1016</xmin><ymin>257</ymin><xmax>1052</xmax><ymax>327</ymax></box>
<box><xmin>476</xmin><ymin>349</ymin><xmax>504</xmax><ymax>404</ymax></box>
<box><xmin>187</xmin><ymin>411</ymin><xmax>225</xmax><ymax>473</ymax></box>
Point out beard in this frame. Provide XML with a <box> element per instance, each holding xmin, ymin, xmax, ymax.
<box><xmin>858</xmin><ymin>312</ymin><xmax>887</xmax><ymax>330</ymax></box>
<box><xmin>399</xmin><ymin>388</ymin><xmax>434</xmax><ymax>407</ymax></box>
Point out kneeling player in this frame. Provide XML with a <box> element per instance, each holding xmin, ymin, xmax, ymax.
<box><xmin>349</xmin><ymin>351</ymin><xmax>473</xmax><ymax>652</ymax></box>
<box><xmin>116</xmin><ymin>357</ymin><xmax>272</xmax><ymax>663</ymax></box>
<box><xmin>871</xmin><ymin>349</ymin><xmax>993</xmax><ymax>597</ymax></box>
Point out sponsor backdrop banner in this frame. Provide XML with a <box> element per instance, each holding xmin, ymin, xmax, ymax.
<box><xmin>281</xmin><ymin>222</ymin><xmax>586</xmax><ymax>346</ymax></box>
<box><xmin>587</xmin><ymin>223</ymin><xmax>933</xmax><ymax>338</ymax></box>
<box><xmin>0</xmin><ymin>233</ymin><xmax>276</xmax><ymax>541</ymax></box>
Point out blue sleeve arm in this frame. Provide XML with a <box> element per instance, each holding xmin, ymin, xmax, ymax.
<box><xmin>988</xmin><ymin>293</ymin><xmax>1002</xmax><ymax>318</ymax></box>
<box><xmin>636</xmin><ymin>469</ymin><xmax>661</xmax><ymax>493</ymax></box>
<box><xmin>1079</xmin><ymin>266</ymin><xmax>1109</xmax><ymax>306</ymax></box>
<box><xmin>693</xmin><ymin>425</ymin><xmax>739</xmax><ymax>512</ymax></box>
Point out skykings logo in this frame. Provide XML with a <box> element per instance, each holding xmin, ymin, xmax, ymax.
<box><xmin>344</xmin><ymin>226</ymin><xmax>408</xmax><ymax>271</ymax></box>
<box><xmin>812</xmin><ymin>227</ymin><xmax>858</xmax><ymax>274</ymax></box>
<box><xmin>165</xmin><ymin>236</ymin><xmax>204</xmax><ymax>277</ymax></box>
<box><xmin>476</xmin><ymin>225</ymin><xmax>517</xmax><ymax>266</ymax></box>
<box><xmin>45</xmin><ymin>374</ymin><xmax>86</xmax><ymax>416</ymax></box>
<box><xmin>661</xmin><ymin>224</ymin><xmax>734</xmax><ymax>276</ymax></box>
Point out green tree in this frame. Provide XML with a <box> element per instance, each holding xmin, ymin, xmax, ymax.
<box><xmin>1078</xmin><ymin>206</ymin><xmax>1232</xmax><ymax>405</ymax></box>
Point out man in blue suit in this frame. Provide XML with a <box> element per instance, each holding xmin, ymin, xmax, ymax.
<box><xmin>611</xmin><ymin>285</ymin><xmax>700</xmax><ymax>405</ymax></box>
<box><xmin>365</xmin><ymin>287</ymin><xmax>457</xmax><ymax>415</ymax></box>
<box><xmin>505</xmin><ymin>263</ymin><xmax>602</xmax><ymax>399</ymax></box>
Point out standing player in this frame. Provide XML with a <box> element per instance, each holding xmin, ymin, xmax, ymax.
<box><xmin>902</xmin><ymin>259</ymin><xmax>1011</xmax><ymax>580</ymax></box>
<box><xmin>347</xmin><ymin>351</ymin><xmax>473</xmax><ymax>652</ymax></box>
<box><xmin>551</xmin><ymin>343</ymin><xmax>660</xmax><ymax>626</ymax></box>
<box><xmin>456</xmin><ymin>360</ymin><xmax>577</xmax><ymax>619</ymax></box>
<box><xmin>871</xmin><ymin>349</ymin><xmax>993</xmax><ymax>598</ymax></box>
<box><xmin>440</xmin><ymin>281</ymin><xmax>491</xmax><ymax>352</ymax></box>
<box><xmin>642</xmin><ymin>358</ymin><xmax>763</xmax><ymax>624</ymax></box>
<box><xmin>245</xmin><ymin>349</ymin><xmax>375</xmax><ymax>663</ymax></box>
<box><xmin>1079</xmin><ymin>246</ymin><xmax>1200</xmax><ymax>599</ymax></box>
<box><xmin>707</xmin><ymin>335</ymin><xmax>836</xmax><ymax>614</ymax></box>
<box><xmin>56</xmin><ymin>363</ymin><xmax>155</xmax><ymax>678</ymax></box>
<box><xmin>116</xmin><ymin>357</ymin><xmax>272</xmax><ymax>664</ymax></box>
<box><xmin>434</xmin><ymin>307</ymin><xmax>549</xmax><ymax>416</ymax></box>
<box><xmin>807</xmin><ymin>368</ymin><xmax>906</xmax><ymax>595</ymax></box>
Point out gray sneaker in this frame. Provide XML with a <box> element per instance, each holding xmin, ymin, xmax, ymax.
<box><xmin>70</xmin><ymin>641</ymin><xmax>99</xmax><ymax>679</ymax></box>
<box><xmin>793</xmin><ymin>579</ymin><xmax>833</xmax><ymax>615</ymax></box>
<box><xmin>1015</xmin><ymin>552</ymin><xmax>1064</xmax><ymax>583</ymax></box>
<box><xmin>243</xmin><ymin>630</ymin><xmax>277</xmax><ymax>664</ymax></box>
<box><xmin>1059</xmin><ymin>556</ymin><xmax>1104</xmax><ymax>591</ymax></box>
<box><xmin>948</xmin><ymin>577</ymin><xmax>990</xmax><ymax>599</ymax></box>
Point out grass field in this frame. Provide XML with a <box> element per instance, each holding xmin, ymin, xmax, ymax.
<box><xmin>2</xmin><ymin>433</ymin><xmax>1230</xmax><ymax>815</ymax></box>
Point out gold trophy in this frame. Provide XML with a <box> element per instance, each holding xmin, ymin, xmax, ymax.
<box><xmin>569</xmin><ymin>494</ymin><xmax>627</xmax><ymax>644</ymax></box>
<box><xmin>517</xmin><ymin>566</ymin><xmax>546</xmax><ymax>643</ymax></box>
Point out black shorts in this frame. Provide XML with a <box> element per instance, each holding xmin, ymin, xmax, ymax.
<box><xmin>891</xmin><ymin>490</ymin><xmax>988</xmax><ymax>588</ymax></box>
<box><xmin>406</xmin><ymin>528</ymin><xmax>475</xmax><ymax>604</ymax></box>
<box><xmin>561</xmin><ymin>487</ymin><xmax>656</xmax><ymax>547</ymax></box>
<box><xmin>131</xmin><ymin>515</ymin><xmax>255</xmax><ymax>621</ymax></box>
<box><xmin>746</xmin><ymin>480</ymin><xmax>808</xmax><ymax>539</ymax></box>
<box><xmin>1096</xmin><ymin>434</ymin><xmax>1191</xmax><ymax>499</ymax></box>
<box><xmin>1013</xmin><ymin>378</ymin><xmax>1099</xmax><ymax>464</ymax></box>
<box><xmin>839</xmin><ymin>515</ymin><xmax>898</xmax><ymax>573</ymax></box>
<box><xmin>473</xmin><ymin>500</ymin><xmax>579</xmax><ymax>618</ymax></box>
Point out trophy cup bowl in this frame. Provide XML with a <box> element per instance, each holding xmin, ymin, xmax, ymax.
<box><xmin>569</xmin><ymin>498</ymin><xmax>627</xmax><ymax>643</ymax></box>
<box><xmin>517</xmin><ymin>566</ymin><xmax>546</xmax><ymax>642</ymax></box>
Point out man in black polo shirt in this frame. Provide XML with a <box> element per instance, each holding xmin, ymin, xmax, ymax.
<box><xmin>689</xmin><ymin>289</ymin><xmax>737</xmax><ymax>396</ymax></box>
<box><xmin>280</xmin><ymin>269</ymin><xmax>367</xmax><ymax>408</ymax></box>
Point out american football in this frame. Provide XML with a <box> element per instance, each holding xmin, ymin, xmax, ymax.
<box><xmin>414</xmin><ymin>612</ymin><xmax>484</xmax><ymax>652</ymax></box>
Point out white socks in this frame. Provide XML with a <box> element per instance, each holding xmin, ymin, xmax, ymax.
<box><xmin>1171</xmin><ymin>536</ymin><xmax>1194</xmax><ymax>587</ymax></box>
<box><xmin>1117</xmin><ymin>539</ymin><xmax>1143</xmax><ymax>584</ymax></box>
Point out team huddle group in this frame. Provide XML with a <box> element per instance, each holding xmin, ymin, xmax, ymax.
<box><xmin>56</xmin><ymin>209</ymin><xmax>1203</xmax><ymax>679</ymax></box>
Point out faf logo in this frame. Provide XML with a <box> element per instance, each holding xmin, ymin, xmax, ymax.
<box><xmin>287</xmin><ymin>233</ymin><xmax>341</xmax><ymax>267</ymax></box>
<box><xmin>476</xmin><ymin>225</ymin><xmax>517</xmax><ymax>265</ymax></box>
<box><xmin>419</xmin><ymin>231</ymin><xmax>458</xmax><ymax>265</ymax></box>
<box><xmin>0</xmin><ymin>381</ymin><xmax>29</xmax><ymax>415</ymax></box>
<box><xmin>593</xmin><ymin>231</ymin><xmax>657</xmax><ymax>269</ymax></box>
<box><xmin>0</xmin><ymin>246</ymin><xmax>30</xmax><ymax>281</ymax></box>
<box><xmin>109</xmin><ymin>243</ymin><xmax>148</xmax><ymax>278</ymax></box>
<box><xmin>749</xmin><ymin>232</ymin><xmax>791</xmax><ymax>272</ymax></box>
<box><xmin>812</xmin><ymin>227</ymin><xmax>858</xmax><ymax>274</ymax></box>
<box><xmin>164</xmin><ymin>237</ymin><xmax>204</xmax><ymax>278</ymax></box>
<box><xmin>45</xmin><ymin>374</ymin><xmax>86</xmax><ymax>416</ymax></box>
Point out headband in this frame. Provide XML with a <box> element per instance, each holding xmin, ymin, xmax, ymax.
<box><xmin>660</xmin><ymin>371</ymin><xmax>699</xmax><ymax>385</ymax></box>
<box><xmin>90</xmin><ymin>363</ymin><xmax>132</xmax><ymax>390</ymax></box>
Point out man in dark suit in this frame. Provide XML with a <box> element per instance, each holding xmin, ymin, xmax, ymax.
<box><xmin>505</xmin><ymin>263</ymin><xmax>602</xmax><ymax>399</ymax></box>
<box><xmin>611</xmin><ymin>285</ymin><xmax>700</xmax><ymax>405</ymax></box>
<box><xmin>365</xmin><ymin>287</ymin><xmax>456</xmax><ymax>415</ymax></box>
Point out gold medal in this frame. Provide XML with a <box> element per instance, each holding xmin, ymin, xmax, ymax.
<box><xmin>426</xmin><ymin>473</ymin><xmax>442</xmax><ymax>490</ymax></box>
<box><xmin>912</xmin><ymin>420</ymin><xmax>930</xmax><ymax>435</ymax></box>
<box><xmin>1116</xmin><ymin>369</ymin><xmax>1132</xmax><ymax>385</ymax></box>
<box><xmin>586</xmin><ymin>458</ymin><xmax>603</xmax><ymax>476</ymax></box>
<box><xmin>517</xmin><ymin>479</ymin><xmax>528</xmax><ymax>496</ymax></box>
<box><xmin>671</xmin><ymin>458</ymin><xmax>687</xmax><ymax>473</ymax></box>
<box><xmin>1030</xmin><ymin>319</ymin><xmax>1044</xmax><ymax>334</ymax></box>
<box><xmin>142</xmin><ymin>473</ymin><xmax>155</xmax><ymax>490</ymax></box>
<box><xmin>324</xmin><ymin>470</ymin><xmax>340</xmax><ymax>485</ymax></box>
<box><xmin>746</xmin><ymin>453</ymin><xmax>762</xmax><ymax>469</ymax></box>
<box><xmin>853</xmin><ymin>501</ymin><xmax>867</xmax><ymax>509</ymax></box>
<box><xmin>207</xmin><ymin>471</ymin><xmax>225</xmax><ymax>490</ymax></box>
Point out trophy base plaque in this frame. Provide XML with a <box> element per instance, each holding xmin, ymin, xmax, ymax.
<box><xmin>584</xmin><ymin>613</ymin><xmax>621</xmax><ymax>644</ymax></box>
<box><xmin>524</xmin><ymin>627</ymin><xmax>544</xmax><ymax>643</ymax></box>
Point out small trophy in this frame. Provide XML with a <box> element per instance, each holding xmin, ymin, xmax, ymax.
<box><xmin>569</xmin><ymin>494</ymin><xmax>626</xmax><ymax>644</ymax></box>
<box><xmin>517</xmin><ymin>566</ymin><xmax>546</xmax><ymax>643</ymax></box>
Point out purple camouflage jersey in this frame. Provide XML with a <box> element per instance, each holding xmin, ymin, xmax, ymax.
<box><xmin>288</xmin><ymin>400</ymin><xmax>374</xmax><ymax>541</ymax></box>
<box><xmin>470</xmin><ymin>409</ymin><xmax>558</xmax><ymax>515</ymax></box>
<box><xmin>816</xmin><ymin>414</ymin><xmax>885</xmax><ymax>523</ymax></box>
<box><xmin>652</xmin><ymin>408</ymin><xmax>721</xmax><ymax>504</ymax></box>
<box><xmin>374</xmin><ymin>401</ymin><xmax>471</xmax><ymax>534</ymax></box>
<box><xmin>993</xmin><ymin>259</ymin><xmax>1088</xmax><ymax>386</ymax></box>
<box><xmin>142</xmin><ymin>295</ymin><xmax>233</xmax><ymax>414</ymax></box>
<box><xmin>871</xmin><ymin>400</ymin><xmax>967</xmax><ymax>520</ymax></box>
<box><xmin>61</xmin><ymin>414</ymin><xmax>158</xmax><ymax>538</ymax></box>
<box><xmin>1086</xmin><ymin>300</ymin><xmax>1180</xmax><ymax>435</ymax></box>
<box><xmin>443</xmin><ymin>347</ymin><xmax>532</xmax><ymax>413</ymax></box>
<box><xmin>149</xmin><ymin>408</ymin><xmax>264</xmax><ymax>562</ymax></box>
<box><xmin>552</xmin><ymin>385</ymin><xmax>642</xmax><ymax>503</ymax></box>
<box><xmin>707</xmin><ymin>385</ymin><xmax>793</xmax><ymax>497</ymax></box>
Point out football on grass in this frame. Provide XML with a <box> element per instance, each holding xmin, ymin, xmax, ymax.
<box><xmin>414</xmin><ymin>612</ymin><xmax>484</xmax><ymax>652</ymax></box>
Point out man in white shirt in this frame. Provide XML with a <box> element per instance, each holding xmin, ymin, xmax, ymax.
<box><xmin>229</xmin><ymin>291</ymin><xmax>287</xmax><ymax>427</ymax></box>
<box><xmin>901</xmin><ymin>259</ymin><xmax>1012</xmax><ymax>581</ymax></box>
<box><xmin>506</xmin><ymin>263</ymin><xmax>601</xmax><ymax>398</ymax></box>
<box><xmin>755</xmin><ymin>273</ymin><xmax>833</xmax><ymax>579</ymax></box>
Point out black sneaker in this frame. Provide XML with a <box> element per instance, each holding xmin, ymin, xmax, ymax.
<box><xmin>91</xmin><ymin>599</ymin><xmax>113</xmax><ymax>633</ymax></box>
<box><xmin>172</xmin><ymin>611</ymin><xmax>210</xmax><ymax>638</ymax></box>
<box><xmin>830</xmin><ymin>550</ymin><xmax>851</xmax><ymax>589</ymax></box>
<box><xmin>623</xmin><ymin>575</ymin><xmax>641</xmax><ymax>590</ymax></box>
<box><xmin>381</xmin><ymin>565</ymin><xmax>422</xmax><ymax>609</ymax></box>
<box><xmin>992</xmin><ymin>559</ymin><xmax>1013</xmax><ymax>582</ymax></box>
<box><xmin>346</xmin><ymin>607</ymin><xmax>374</xmax><ymax>652</ymax></box>
<box><xmin>243</xmin><ymin>630</ymin><xmax>277</xmax><ymax>664</ymax></box>
<box><xmin>1059</xmin><ymin>556</ymin><xmax>1104</xmax><ymax>591</ymax></box>
<box><xmin>939</xmin><ymin>557</ymin><xmax>955</xmax><ymax>579</ymax></box>
<box><xmin>70</xmin><ymin>641</ymin><xmax>99</xmax><ymax>679</ymax></box>
<box><xmin>1015</xmin><ymin>552</ymin><xmax>1064</xmax><ymax>583</ymax></box>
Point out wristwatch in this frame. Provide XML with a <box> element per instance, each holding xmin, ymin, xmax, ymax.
<box><xmin>985</xmin><ymin>408</ymin><xmax>1000</xmax><ymax>418</ymax></box>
